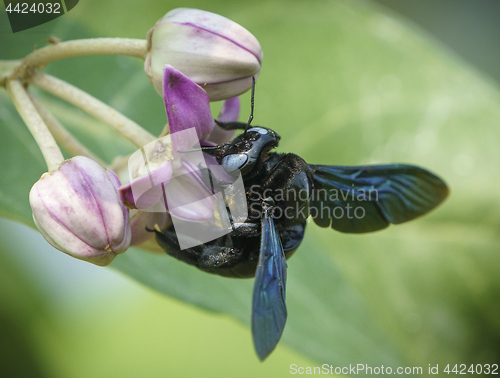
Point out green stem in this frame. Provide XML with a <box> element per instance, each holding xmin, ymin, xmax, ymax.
<box><xmin>1</xmin><ymin>38</ymin><xmax>147</xmax><ymax>85</ymax></box>
<box><xmin>13</xmin><ymin>38</ymin><xmax>147</xmax><ymax>78</ymax></box>
<box><xmin>30</xmin><ymin>72</ymin><xmax>156</xmax><ymax>148</ymax></box>
<box><xmin>29</xmin><ymin>93</ymin><xmax>106</xmax><ymax>167</ymax></box>
<box><xmin>0</xmin><ymin>60</ymin><xmax>20</xmax><ymax>86</ymax></box>
<box><xmin>6</xmin><ymin>80</ymin><xmax>65</xmax><ymax>173</ymax></box>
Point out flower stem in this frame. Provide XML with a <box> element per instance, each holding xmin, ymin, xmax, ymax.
<box><xmin>6</xmin><ymin>79</ymin><xmax>64</xmax><ymax>173</ymax></box>
<box><xmin>0</xmin><ymin>60</ymin><xmax>20</xmax><ymax>86</ymax></box>
<box><xmin>159</xmin><ymin>123</ymin><xmax>170</xmax><ymax>137</ymax></box>
<box><xmin>13</xmin><ymin>38</ymin><xmax>147</xmax><ymax>78</ymax></box>
<box><xmin>30</xmin><ymin>72</ymin><xmax>156</xmax><ymax>148</ymax></box>
<box><xmin>28</xmin><ymin>93</ymin><xmax>106</xmax><ymax>166</ymax></box>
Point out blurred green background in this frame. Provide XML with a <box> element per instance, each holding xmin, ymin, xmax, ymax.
<box><xmin>1</xmin><ymin>0</ymin><xmax>500</xmax><ymax>377</ymax></box>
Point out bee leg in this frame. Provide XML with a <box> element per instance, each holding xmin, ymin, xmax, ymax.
<box><xmin>230</xmin><ymin>221</ymin><xmax>260</xmax><ymax>237</ymax></box>
<box><xmin>214</xmin><ymin>119</ymin><xmax>248</xmax><ymax>130</ymax></box>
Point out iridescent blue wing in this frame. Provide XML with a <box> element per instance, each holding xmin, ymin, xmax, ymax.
<box><xmin>252</xmin><ymin>205</ymin><xmax>287</xmax><ymax>361</ymax></box>
<box><xmin>309</xmin><ymin>164</ymin><xmax>449</xmax><ymax>233</ymax></box>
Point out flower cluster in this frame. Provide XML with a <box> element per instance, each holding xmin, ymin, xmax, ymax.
<box><xmin>27</xmin><ymin>8</ymin><xmax>261</xmax><ymax>266</ymax></box>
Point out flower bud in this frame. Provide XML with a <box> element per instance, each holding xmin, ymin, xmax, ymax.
<box><xmin>30</xmin><ymin>156</ymin><xmax>131</xmax><ymax>266</ymax></box>
<box><xmin>145</xmin><ymin>8</ymin><xmax>263</xmax><ymax>102</ymax></box>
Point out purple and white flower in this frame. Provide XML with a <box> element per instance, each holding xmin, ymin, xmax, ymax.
<box><xmin>119</xmin><ymin>65</ymin><xmax>241</xmax><ymax>224</ymax></box>
<box><xmin>30</xmin><ymin>156</ymin><xmax>131</xmax><ymax>266</ymax></box>
<box><xmin>145</xmin><ymin>8</ymin><xmax>262</xmax><ymax>102</ymax></box>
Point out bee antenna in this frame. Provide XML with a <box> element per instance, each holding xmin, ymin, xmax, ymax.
<box><xmin>244</xmin><ymin>76</ymin><xmax>256</xmax><ymax>134</ymax></box>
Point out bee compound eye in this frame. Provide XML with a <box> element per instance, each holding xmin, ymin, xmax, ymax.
<box><xmin>221</xmin><ymin>153</ymin><xmax>248</xmax><ymax>172</ymax></box>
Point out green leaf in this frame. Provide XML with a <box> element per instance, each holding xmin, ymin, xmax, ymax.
<box><xmin>0</xmin><ymin>242</ymin><xmax>52</xmax><ymax>378</ymax></box>
<box><xmin>1</xmin><ymin>0</ymin><xmax>499</xmax><ymax>369</ymax></box>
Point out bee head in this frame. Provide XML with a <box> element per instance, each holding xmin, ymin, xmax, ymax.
<box><xmin>219</xmin><ymin>127</ymin><xmax>280</xmax><ymax>175</ymax></box>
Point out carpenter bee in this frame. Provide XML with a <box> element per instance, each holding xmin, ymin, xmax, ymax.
<box><xmin>153</xmin><ymin>85</ymin><xmax>449</xmax><ymax>361</ymax></box>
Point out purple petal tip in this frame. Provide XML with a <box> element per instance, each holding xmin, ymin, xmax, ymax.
<box><xmin>163</xmin><ymin>65</ymin><xmax>215</xmax><ymax>141</ymax></box>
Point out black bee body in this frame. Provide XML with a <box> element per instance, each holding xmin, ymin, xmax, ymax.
<box><xmin>244</xmin><ymin>152</ymin><xmax>312</xmax><ymax>231</ymax></box>
<box><xmin>154</xmin><ymin>121</ymin><xmax>448</xmax><ymax>361</ymax></box>
<box><xmin>156</xmin><ymin>131</ymin><xmax>313</xmax><ymax>278</ymax></box>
